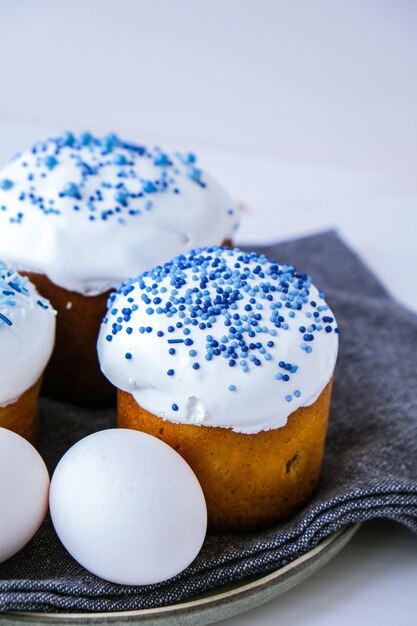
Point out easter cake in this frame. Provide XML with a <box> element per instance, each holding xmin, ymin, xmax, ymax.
<box><xmin>0</xmin><ymin>263</ymin><xmax>55</xmax><ymax>442</ymax></box>
<box><xmin>97</xmin><ymin>246</ymin><xmax>339</xmax><ymax>531</ymax></box>
<box><xmin>0</xmin><ymin>133</ymin><xmax>238</xmax><ymax>405</ymax></box>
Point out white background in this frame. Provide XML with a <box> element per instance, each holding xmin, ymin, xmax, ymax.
<box><xmin>0</xmin><ymin>1</ymin><xmax>416</xmax><ymax>624</ymax></box>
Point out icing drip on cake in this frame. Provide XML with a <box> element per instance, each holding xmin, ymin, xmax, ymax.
<box><xmin>0</xmin><ymin>262</ymin><xmax>56</xmax><ymax>407</ymax></box>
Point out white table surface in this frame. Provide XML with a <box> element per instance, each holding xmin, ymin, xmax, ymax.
<box><xmin>0</xmin><ymin>1</ymin><xmax>416</xmax><ymax>624</ymax></box>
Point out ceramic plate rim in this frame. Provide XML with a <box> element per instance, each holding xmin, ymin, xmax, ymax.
<box><xmin>2</xmin><ymin>524</ymin><xmax>360</xmax><ymax>625</ymax></box>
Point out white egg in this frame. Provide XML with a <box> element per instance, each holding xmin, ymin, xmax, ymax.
<box><xmin>49</xmin><ymin>429</ymin><xmax>207</xmax><ymax>585</ymax></box>
<box><xmin>0</xmin><ymin>427</ymin><xmax>50</xmax><ymax>563</ymax></box>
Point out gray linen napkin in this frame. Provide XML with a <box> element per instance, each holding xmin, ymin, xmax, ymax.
<box><xmin>1</xmin><ymin>230</ymin><xmax>416</xmax><ymax>612</ymax></box>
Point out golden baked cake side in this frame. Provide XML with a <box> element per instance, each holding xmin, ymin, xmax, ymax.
<box><xmin>119</xmin><ymin>382</ymin><xmax>332</xmax><ymax>532</ymax></box>
<box><xmin>0</xmin><ymin>379</ymin><xmax>42</xmax><ymax>444</ymax></box>
<box><xmin>25</xmin><ymin>272</ymin><xmax>113</xmax><ymax>405</ymax></box>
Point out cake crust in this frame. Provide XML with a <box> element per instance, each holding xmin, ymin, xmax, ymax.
<box><xmin>0</xmin><ymin>378</ymin><xmax>42</xmax><ymax>444</ymax></box>
<box><xmin>118</xmin><ymin>381</ymin><xmax>332</xmax><ymax>532</ymax></box>
<box><xmin>25</xmin><ymin>272</ymin><xmax>114</xmax><ymax>406</ymax></box>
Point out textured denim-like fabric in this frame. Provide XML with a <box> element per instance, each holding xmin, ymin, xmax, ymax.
<box><xmin>1</xmin><ymin>231</ymin><xmax>416</xmax><ymax>612</ymax></box>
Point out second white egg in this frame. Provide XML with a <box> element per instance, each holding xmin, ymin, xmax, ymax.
<box><xmin>49</xmin><ymin>428</ymin><xmax>207</xmax><ymax>585</ymax></box>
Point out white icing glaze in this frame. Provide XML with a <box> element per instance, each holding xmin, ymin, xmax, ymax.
<box><xmin>0</xmin><ymin>264</ymin><xmax>56</xmax><ymax>407</ymax></box>
<box><xmin>0</xmin><ymin>133</ymin><xmax>238</xmax><ymax>296</ymax></box>
<box><xmin>97</xmin><ymin>247</ymin><xmax>338</xmax><ymax>434</ymax></box>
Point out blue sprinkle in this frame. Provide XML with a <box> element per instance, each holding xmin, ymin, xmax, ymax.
<box><xmin>186</xmin><ymin>166</ymin><xmax>202</xmax><ymax>183</ymax></box>
<box><xmin>125</xmin><ymin>352</ymin><xmax>132</xmax><ymax>360</ymax></box>
<box><xmin>0</xmin><ymin>179</ymin><xmax>13</xmax><ymax>190</ymax></box>
<box><xmin>115</xmin><ymin>153</ymin><xmax>128</xmax><ymax>165</ymax></box>
<box><xmin>294</xmin><ymin>390</ymin><xmax>301</xmax><ymax>398</ymax></box>
<box><xmin>303</xmin><ymin>333</ymin><xmax>314</xmax><ymax>342</ymax></box>
<box><xmin>167</xmin><ymin>369</ymin><xmax>175</xmax><ymax>376</ymax></box>
<box><xmin>62</xmin><ymin>182</ymin><xmax>80</xmax><ymax>198</ymax></box>
<box><xmin>285</xmin><ymin>395</ymin><xmax>292</xmax><ymax>402</ymax></box>
<box><xmin>142</xmin><ymin>180</ymin><xmax>156</xmax><ymax>193</ymax></box>
<box><xmin>192</xmin><ymin>362</ymin><xmax>200</xmax><ymax>370</ymax></box>
<box><xmin>100</xmin><ymin>133</ymin><xmax>118</xmax><ymax>153</ymax></box>
<box><xmin>80</xmin><ymin>131</ymin><xmax>92</xmax><ymax>145</ymax></box>
<box><xmin>0</xmin><ymin>312</ymin><xmax>12</xmax><ymax>326</ymax></box>
<box><xmin>154</xmin><ymin>153</ymin><xmax>170</xmax><ymax>166</ymax></box>
<box><xmin>228</xmin><ymin>384</ymin><xmax>236</xmax><ymax>391</ymax></box>
<box><xmin>62</xmin><ymin>131</ymin><xmax>75</xmax><ymax>146</ymax></box>
<box><xmin>44</xmin><ymin>155</ymin><xmax>58</xmax><ymax>169</ymax></box>
<box><xmin>115</xmin><ymin>190</ymin><xmax>129</xmax><ymax>205</ymax></box>
<box><xmin>172</xmin><ymin>403</ymin><xmax>179</xmax><ymax>411</ymax></box>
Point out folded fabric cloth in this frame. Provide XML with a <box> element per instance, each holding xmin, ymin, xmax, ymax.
<box><xmin>1</xmin><ymin>230</ymin><xmax>416</xmax><ymax>613</ymax></box>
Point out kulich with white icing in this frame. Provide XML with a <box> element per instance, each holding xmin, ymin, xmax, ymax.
<box><xmin>0</xmin><ymin>132</ymin><xmax>238</xmax><ymax>296</ymax></box>
<box><xmin>0</xmin><ymin>263</ymin><xmax>56</xmax><ymax>407</ymax></box>
<box><xmin>97</xmin><ymin>247</ymin><xmax>338</xmax><ymax>434</ymax></box>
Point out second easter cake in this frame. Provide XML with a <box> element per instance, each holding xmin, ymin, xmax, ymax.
<box><xmin>97</xmin><ymin>247</ymin><xmax>339</xmax><ymax>531</ymax></box>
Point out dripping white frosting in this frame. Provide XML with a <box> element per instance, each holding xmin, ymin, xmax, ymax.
<box><xmin>0</xmin><ymin>263</ymin><xmax>56</xmax><ymax>407</ymax></box>
<box><xmin>0</xmin><ymin>132</ymin><xmax>238</xmax><ymax>295</ymax></box>
<box><xmin>98</xmin><ymin>247</ymin><xmax>338</xmax><ymax>434</ymax></box>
